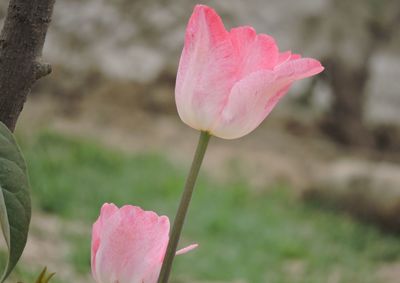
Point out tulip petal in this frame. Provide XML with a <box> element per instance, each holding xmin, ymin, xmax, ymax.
<box><xmin>211</xmin><ymin>58</ymin><xmax>324</xmax><ymax>139</ymax></box>
<box><xmin>176</xmin><ymin>5</ymin><xmax>237</xmax><ymax>131</ymax></box>
<box><xmin>290</xmin><ymin>53</ymin><xmax>302</xmax><ymax>60</ymax></box>
<box><xmin>210</xmin><ymin>70</ymin><xmax>280</xmax><ymax>139</ymax></box>
<box><xmin>274</xmin><ymin>58</ymin><xmax>324</xmax><ymax>80</ymax></box>
<box><xmin>230</xmin><ymin>27</ymin><xmax>279</xmax><ymax>76</ymax></box>
<box><xmin>91</xmin><ymin>203</ymin><xmax>119</xmax><ymax>281</ymax></box>
<box><xmin>92</xmin><ymin>205</ymin><xmax>170</xmax><ymax>283</ymax></box>
<box><xmin>176</xmin><ymin>243</ymin><xmax>199</xmax><ymax>255</ymax></box>
<box><xmin>277</xmin><ymin>51</ymin><xmax>292</xmax><ymax>65</ymax></box>
<box><xmin>276</xmin><ymin>51</ymin><xmax>301</xmax><ymax>66</ymax></box>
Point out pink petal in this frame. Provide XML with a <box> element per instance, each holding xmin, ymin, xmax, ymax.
<box><xmin>91</xmin><ymin>203</ymin><xmax>119</xmax><ymax>281</ymax></box>
<box><xmin>210</xmin><ymin>70</ymin><xmax>281</xmax><ymax>139</ymax></box>
<box><xmin>230</xmin><ymin>26</ymin><xmax>279</xmax><ymax>77</ymax></box>
<box><xmin>277</xmin><ymin>51</ymin><xmax>292</xmax><ymax>65</ymax></box>
<box><xmin>290</xmin><ymin>53</ymin><xmax>302</xmax><ymax>60</ymax></box>
<box><xmin>92</xmin><ymin>204</ymin><xmax>170</xmax><ymax>283</ymax></box>
<box><xmin>175</xmin><ymin>5</ymin><xmax>237</xmax><ymax>131</ymax></box>
<box><xmin>274</xmin><ymin>58</ymin><xmax>324</xmax><ymax>80</ymax></box>
<box><xmin>176</xmin><ymin>243</ymin><xmax>199</xmax><ymax>255</ymax></box>
<box><xmin>276</xmin><ymin>51</ymin><xmax>302</xmax><ymax>66</ymax></box>
<box><xmin>211</xmin><ymin>58</ymin><xmax>324</xmax><ymax>139</ymax></box>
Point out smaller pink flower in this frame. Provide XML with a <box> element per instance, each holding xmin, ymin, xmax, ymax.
<box><xmin>91</xmin><ymin>203</ymin><xmax>197</xmax><ymax>283</ymax></box>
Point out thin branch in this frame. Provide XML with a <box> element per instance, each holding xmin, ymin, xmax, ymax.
<box><xmin>0</xmin><ymin>0</ymin><xmax>55</xmax><ymax>132</ymax></box>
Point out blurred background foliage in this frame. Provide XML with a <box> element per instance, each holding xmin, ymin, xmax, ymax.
<box><xmin>0</xmin><ymin>0</ymin><xmax>400</xmax><ymax>282</ymax></box>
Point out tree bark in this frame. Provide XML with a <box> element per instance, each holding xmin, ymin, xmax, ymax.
<box><xmin>320</xmin><ymin>57</ymin><xmax>373</xmax><ymax>146</ymax></box>
<box><xmin>0</xmin><ymin>0</ymin><xmax>55</xmax><ymax>132</ymax></box>
<box><xmin>305</xmin><ymin>0</ymin><xmax>400</xmax><ymax>147</ymax></box>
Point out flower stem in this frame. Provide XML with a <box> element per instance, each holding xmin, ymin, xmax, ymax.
<box><xmin>158</xmin><ymin>131</ymin><xmax>211</xmax><ymax>283</ymax></box>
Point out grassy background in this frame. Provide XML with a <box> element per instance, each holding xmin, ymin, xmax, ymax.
<box><xmin>9</xmin><ymin>132</ymin><xmax>400</xmax><ymax>282</ymax></box>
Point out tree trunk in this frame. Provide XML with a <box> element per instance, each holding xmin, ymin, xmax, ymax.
<box><xmin>320</xmin><ymin>58</ymin><xmax>373</xmax><ymax>146</ymax></box>
<box><xmin>0</xmin><ymin>0</ymin><xmax>55</xmax><ymax>132</ymax></box>
<box><xmin>311</xmin><ymin>0</ymin><xmax>400</xmax><ymax>147</ymax></box>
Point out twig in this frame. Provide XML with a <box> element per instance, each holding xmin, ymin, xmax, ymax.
<box><xmin>0</xmin><ymin>0</ymin><xmax>55</xmax><ymax>131</ymax></box>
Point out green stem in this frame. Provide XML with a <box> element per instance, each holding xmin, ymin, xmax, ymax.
<box><xmin>157</xmin><ymin>131</ymin><xmax>211</xmax><ymax>283</ymax></box>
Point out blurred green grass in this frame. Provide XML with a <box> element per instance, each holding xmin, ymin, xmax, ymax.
<box><xmin>15</xmin><ymin>132</ymin><xmax>400</xmax><ymax>282</ymax></box>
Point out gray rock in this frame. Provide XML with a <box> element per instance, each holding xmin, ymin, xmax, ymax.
<box><xmin>304</xmin><ymin>159</ymin><xmax>400</xmax><ymax>232</ymax></box>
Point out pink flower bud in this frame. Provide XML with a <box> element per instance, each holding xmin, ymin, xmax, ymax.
<box><xmin>175</xmin><ymin>5</ymin><xmax>324</xmax><ymax>139</ymax></box>
<box><xmin>91</xmin><ymin>203</ymin><xmax>196</xmax><ymax>283</ymax></box>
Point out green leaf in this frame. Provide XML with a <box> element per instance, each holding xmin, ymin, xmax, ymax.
<box><xmin>0</xmin><ymin>122</ymin><xmax>31</xmax><ymax>282</ymax></box>
<box><xmin>34</xmin><ymin>267</ymin><xmax>55</xmax><ymax>283</ymax></box>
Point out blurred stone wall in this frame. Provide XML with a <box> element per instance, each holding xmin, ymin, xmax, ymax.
<box><xmin>1</xmin><ymin>0</ymin><xmax>400</xmax><ymax>124</ymax></box>
<box><xmin>42</xmin><ymin>0</ymin><xmax>328</xmax><ymax>82</ymax></box>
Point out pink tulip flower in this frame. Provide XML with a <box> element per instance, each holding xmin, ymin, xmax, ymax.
<box><xmin>91</xmin><ymin>203</ymin><xmax>197</xmax><ymax>283</ymax></box>
<box><xmin>176</xmin><ymin>5</ymin><xmax>324</xmax><ymax>139</ymax></box>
